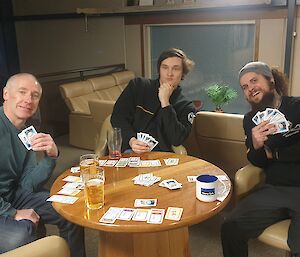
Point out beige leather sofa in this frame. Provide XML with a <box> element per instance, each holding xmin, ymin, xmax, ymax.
<box><xmin>185</xmin><ymin>111</ymin><xmax>248</xmax><ymax>179</ymax></box>
<box><xmin>60</xmin><ymin>71</ymin><xmax>135</xmax><ymax>150</ymax></box>
<box><xmin>1</xmin><ymin>236</ymin><xmax>70</xmax><ymax>257</ymax></box>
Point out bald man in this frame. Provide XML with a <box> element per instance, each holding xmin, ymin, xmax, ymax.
<box><xmin>0</xmin><ymin>73</ymin><xmax>86</xmax><ymax>257</ymax></box>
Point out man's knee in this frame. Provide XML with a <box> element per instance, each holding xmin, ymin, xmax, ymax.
<box><xmin>0</xmin><ymin>220</ymin><xmax>36</xmax><ymax>253</ymax></box>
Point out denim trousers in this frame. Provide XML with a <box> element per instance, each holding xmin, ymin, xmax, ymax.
<box><xmin>0</xmin><ymin>189</ymin><xmax>86</xmax><ymax>257</ymax></box>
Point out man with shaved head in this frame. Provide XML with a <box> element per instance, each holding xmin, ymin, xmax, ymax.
<box><xmin>0</xmin><ymin>73</ymin><xmax>86</xmax><ymax>257</ymax></box>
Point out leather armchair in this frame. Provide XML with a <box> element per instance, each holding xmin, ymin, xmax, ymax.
<box><xmin>235</xmin><ymin>164</ymin><xmax>291</xmax><ymax>255</ymax></box>
<box><xmin>1</xmin><ymin>236</ymin><xmax>70</xmax><ymax>257</ymax></box>
<box><xmin>94</xmin><ymin>115</ymin><xmax>187</xmax><ymax>156</ymax></box>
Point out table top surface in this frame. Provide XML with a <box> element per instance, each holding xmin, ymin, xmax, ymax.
<box><xmin>50</xmin><ymin>152</ymin><xmax>232</xmax><ymax>233</ymax></box>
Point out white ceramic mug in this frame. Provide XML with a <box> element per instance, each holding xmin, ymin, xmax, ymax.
<box><xmin>196</xmin><ymin>174</ymin><xmax>219</xmax><ymax>202</ymax></box>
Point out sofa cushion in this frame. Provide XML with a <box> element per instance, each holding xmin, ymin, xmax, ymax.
<box><xmin>112</xmin><ymin>71</ymin><xmax>135</xmax><ymax>89</ymax></box>
<box><xmin>88</xmin><ymin>75</ymin><xmax>116</xmax><ymax>91</ymax></box>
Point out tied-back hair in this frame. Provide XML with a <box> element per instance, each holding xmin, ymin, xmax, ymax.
<box><xmin>157</xmin><ymin>48</ymin><xmax>195</xmax><ymax>80</ymax></box>
<box><xmin>270</xmin><ymin>68</ymin><xmax>289</xmax><ymax>96</ymax></box>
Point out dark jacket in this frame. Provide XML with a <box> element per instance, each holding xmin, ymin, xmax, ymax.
<box><xmin>111</xmin><ymin>77</ymin><xmax>196</xmax><ymax>152</ymax></box>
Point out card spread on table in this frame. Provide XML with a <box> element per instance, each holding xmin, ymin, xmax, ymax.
<box><xmin>117</xmin><ymin>208</ymin><xmax>136</xmax><ymax>221</ymax></box>
<box><xmin>132</xmin><ymin>173</ymin><xmax>161</xmax><ymax>187</ymax></box>
<box><xmin>98</xmin><ymin>160</ymin><xmax>107</xmax><ymax>166</ymax></box>
<box><xmin>252</xmin><ymin>108</ymin><xmax>289</xmax><ymax>134</ymax></box>
<box><xmin>165</xmin><ymin>207</ymin><xmax>183</xmax><ymax>221</ymax></box>
<box><xmin>62</xmin><ymin>175</ymin><xmax>81</xmax><ymax>183</ymax></box>
<box><xmin>115</xmin><ymin>158</ymin><xmax>130</xmax><ymax>168</ymax></box>
<box><xmin>147</xmin><ymin>209</ymin><xmax>165</xmax><ymax>224</ymax></box>
<box><xmin>104</xmin><ymin>160</ymin><xmax>118</xmax><ymax>167</ymax></box>
<box><xmin>18</xmin><ymin>125</ymin><xmax>38</xmax><ymax>150</ymax></box>
<box><xmin>132</xmin><ymin>209</ymin><xmax>151</xmax><ymax>221</ymax></box>
<box><xmin>70</xmin><ymin>166</ymin><xmax>80</xmax><ymax>173</ymax></box>
<box><xmin>99</xmin><ymin>207</ymin><xmax>123</xmax><ymax>224</ymax></box>
<box><xmin>134</xmin><ymin>199</ymin><xmax>157</xmax><ymax>207</ymax></box>
<box><xmin>57</xmin><ymin>188</ymin><xmax>81</xmax><ymax>196</ymax></box>
<box><xmin>47</xmin><ymin>195</ymin><xmax>78</xmax><ymax>204</ymax></box>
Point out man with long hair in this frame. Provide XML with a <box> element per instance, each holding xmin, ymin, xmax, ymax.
<box><xmin>221</xmin><ymin>62</ymin><xmax>300</xmax><ymax>257</ymax></box>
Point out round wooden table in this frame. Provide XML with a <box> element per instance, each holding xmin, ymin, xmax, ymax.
<box><xmin>50</xmin><ymin>152</ymin><xmax>232</xmax><ymax>257</ymax></box>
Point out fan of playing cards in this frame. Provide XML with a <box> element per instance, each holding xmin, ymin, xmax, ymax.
<box><xmin>137</xmin><ymin>132</ymin><xmax>158</xmax><ymax>151</ymax></box>
<box><xmin>252</xmin><ymin>108</ymin><xmax>289</xmax><ymax>134</ymax></box>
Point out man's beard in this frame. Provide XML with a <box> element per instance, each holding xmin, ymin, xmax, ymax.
<box><xmin>250</xmin><ymin>90</ymin><xmax>275</xmax><ymax>112</ymax></box>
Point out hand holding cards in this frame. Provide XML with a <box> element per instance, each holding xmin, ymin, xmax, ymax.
<box><xmin>137</xmin><ymin>132</ymin><xmax>158</xmax><ymax>151</ymax></box>
<box><xmin>252</xmin><ymin>108</ymin><xmax>289</xmax><ymax>134</ymax></box>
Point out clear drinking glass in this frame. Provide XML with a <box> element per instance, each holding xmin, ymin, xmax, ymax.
<box><xmin>107</xmin><ymin>128</ymin><xmax>122</xmax><ymax>159</ymax></box>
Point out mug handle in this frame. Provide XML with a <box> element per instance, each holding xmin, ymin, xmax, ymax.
<box><xmin>218</xmin><ymin>179</ymin><xmax>227</xmax><ymax>195</ymax></box>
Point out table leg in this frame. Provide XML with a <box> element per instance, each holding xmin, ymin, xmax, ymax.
<box><xmin>98</xmin><ymin>227</ymin><xmax>191</xmax><ymax>257</ymax></box>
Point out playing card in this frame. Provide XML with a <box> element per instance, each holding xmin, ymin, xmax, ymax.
<box><xmin>70</xmin><ymin>166</ymin><xmax>80</xmax><ymax>173</ymax></box>
<box><xmin>115</xmin><ymin>158</ymin><xmax>129</xmax><ymax>168</ymax></box>
<box><xmin>57</xmin><ymin>188</ymin><xmax>81</xmax><ymax>196</ymax></box>
<box><xmin>62</xmin><ymin>182</ymin><xmax>84</xmax><ymax>190</ymax></box>
<box><xmin>132</xmin><ymin>209</ymin><xmax>151</xmax><ymax>221</ymax></box>
<box><xmin>159</xmin><ymin>179</ymin><xmax>182</xmax><ymax>190</ymax></box>
<box><xmin>117</xmin><ymin>208</ymin><xmax>135</xmax><ymax>221</ymax></box>
<box><xmin>46</xmin><ymin>195</ymin><xmax>78</xmax><ymax>204</ymax></box>
<box><xmin>273</xmin><ymin>120</ymin><xmax>289</xmax><ymax>134</ymax></box>
<box><xmin>98</xmin><ymin>160</ymin><xmax>107</xmax><ymax>166</ymax></box>
<box><xmin>99</xmin><ymin>207</ymin><xmax>123</xmax><ymax>224</ymax></box>
<box><xmin>104</xmin><ymin>160</ymin><xmax>118</xmax><ymax>167</ymax></box>
<box><xmin>134</xmin><ymin>199</ymin><xmax>157</xmax><ymax>207</ymax></box>
<box><xmin>128</xmin><ymin>157</ymin><xmax>140</xmax><ymax>167</ymax></box>
<box><xmin>62</xmin><ymin>175</ymin><xmax>82</xmax><ymax>183</ymax></box>
<box><xmin>164</xmin><ymin>158</ymin><xmax>179</xmax><ymax>166</ymax></box>
<box><xmin>18</xmin><ymin>125</ymin><xmax>38</xmax><ymax>150</ymax></box>
<box><xmin>165</xmin><ymin>207</ymin><xmax>183</xmax><ymax>221</ymax></box>
<box><xmin>147</xmin><ymin>209</ymin><xmax>165</xmax><ymax>224</ymax></box>
<box><xmin>187</xmin><ymin>176</ymin><xmax>197</xmax><ymax>182</ymax></box>
<box><xmin>252</xmin><ymin>112</ymin><xmax>261</xmax><ymax>125</ymax></box>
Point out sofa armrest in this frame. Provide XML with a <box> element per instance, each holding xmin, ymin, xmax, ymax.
<box><xmin>235</xmin><ymin>164</ymin><xmax>265</xmax><ymax>199</ymax></box>
<box><xmin>95</xmin><ymin>115</ymin><xmax>112</xmax><ymax>157</ymax></box>
<box><xmin>89</xmin><ymin>100</ymin><xmax>115</xmax><ymax>129</ymax></box>
<box><xmin>1</xmin><ymin>236</ymin><xmax>70</xmax><ymax>257</ymax></box>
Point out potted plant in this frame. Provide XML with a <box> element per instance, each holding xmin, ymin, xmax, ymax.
<box><xmin>205</xmin><ymin>83</ymin><xmax>238</xmax><ymax>112</ymax></box>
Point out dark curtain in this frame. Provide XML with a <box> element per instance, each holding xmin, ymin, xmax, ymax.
<box><xmin>0</xmin><ymin>0</ymin><xmax>20</xmax><ymax>105</ymax></box>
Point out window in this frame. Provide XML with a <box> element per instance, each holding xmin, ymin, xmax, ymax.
<box><xmin>146</xmin><ymin>22</ymin><xmax>256</xmax><ymax>114</ymax></box>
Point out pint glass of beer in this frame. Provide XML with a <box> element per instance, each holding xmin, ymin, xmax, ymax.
<box><xmin>84</xmin><ymin>166</ymin><xmax>105</xmax><ymax>210</ymax></box>
<box><xmin>80</xmin><ymin>154</ymin><xmax>98</xmax><ymax>179</ymax></box>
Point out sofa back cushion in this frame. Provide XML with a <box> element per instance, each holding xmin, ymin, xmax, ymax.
<box><xmin>112</xmin><ymin>70</ymin><xmax>135</xmax><ymax>90</ymax></box>
<box><xmin>186</xmin><ymin>111</ymin><xmax>248</xmax><ymax>179</ymax></box>
<box><xmin>60</xmin><ymin>80</ymin><xmax>99</xmax><ymax>114</ymax></box>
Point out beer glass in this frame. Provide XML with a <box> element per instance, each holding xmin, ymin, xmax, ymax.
<box><xmin>107</xmin><ymin>128</ymin><xmax>122</xmax><ymax>159</ymax></box>
<box><xmin>80</xmin><ymin>153</ymin><xmax>98</xmax><ymax>180</ymax></box>
<box><xmin>84</xmin><ymin>166</ymin><xmax>105</xmax><ymax>210</ymax></box>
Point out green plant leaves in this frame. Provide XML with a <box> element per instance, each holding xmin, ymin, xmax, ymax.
<box><xmin>205</xmin><ymin>84</ymin><xmax>238</xmax><ymax>110</ymax></box>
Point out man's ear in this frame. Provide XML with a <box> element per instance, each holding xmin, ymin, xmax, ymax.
<box><xmin>3</xmin><ymin>87</ymin><xmax>9</xmax><ymax>101</ymax></box>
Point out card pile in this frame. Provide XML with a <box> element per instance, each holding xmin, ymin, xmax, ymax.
<box><xmin>159</xmin><ymin>179</ymin><xmax>182</xmax><ymax>190</ymax></box>
<box><xmin>132</xmin><ymin>173</ymin><xmax>161</xmax><ymax>187</ymax></box>
<box><xmin>252</xmin><ymin>108</ymin><xmax>289</xmax><ymax>134</ymax></box>
<box><xmin>46</xmin><ymin>175</ymin><xmax>83</xmax><ymax>204</ymax></box>
<box><xmin>99</xmin><ymin>206</ymin><xmax>183</xmax><ymax>224</ymax></box>
<box><xmin>137</xmin><ymin>132</ymin><xmax>158</xmax><ymax>151</ymax></box>
<box><xmin>18</xmin><ymin>125</ymin><xmax>37</xmax><ymax>150</ymax></box>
